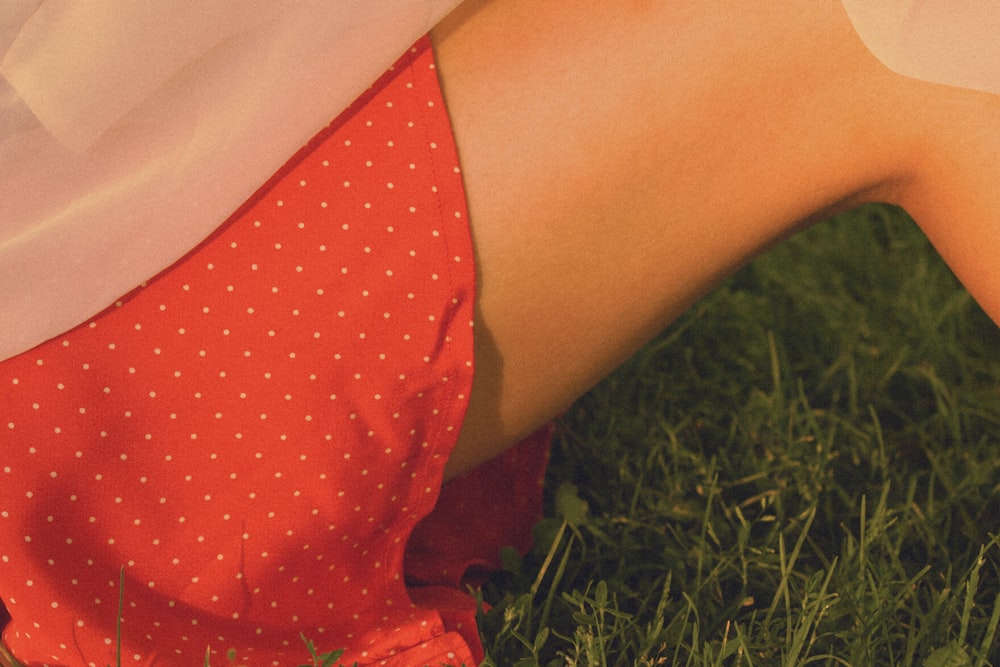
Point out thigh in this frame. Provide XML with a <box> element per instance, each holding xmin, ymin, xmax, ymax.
<box><xmin>433</xmin><ymin>0</ymin><xmax>920</xmax><ymax>477</ymax></box>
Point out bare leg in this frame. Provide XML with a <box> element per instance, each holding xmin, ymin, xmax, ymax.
<box><xmin>434</xmin><ymin>0</ymin><xmax>1000</xmax><ymax>477</ymax></box>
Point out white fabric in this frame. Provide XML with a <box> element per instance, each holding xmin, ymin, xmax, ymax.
<box><xmin>840</xmin><ymin>0</ymin><xmax>1000</xmax><ymax>95</ymax></box>
<box><xmin>0</xmin><ymin>1</ymin><xmax>461</xmax><ymax>362</ymax></box>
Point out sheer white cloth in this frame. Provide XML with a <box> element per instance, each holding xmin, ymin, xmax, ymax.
<box><xmin>840</xmin><ymin>0</ymin><xmax>1000</xmax><ymax>95</ymax></box>
<box><xmin>0</xmin><ymin>1</ymin><xmax>461</xmax><ymax>362</ymax></box>
<box><xmin>2</xmin><ymin>1</ymin><xmax>999</xmax><ymax>363</ymax></box>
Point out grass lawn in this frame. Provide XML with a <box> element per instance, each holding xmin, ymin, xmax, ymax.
<box><xmin>477</xmin><ymin>204</ymin><xmax>1000</xmax><ymax>666</ymax></box>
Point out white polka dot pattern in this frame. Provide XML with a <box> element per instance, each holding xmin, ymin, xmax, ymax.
<box><xmin>0</xmin><ymin>38</ymin><xmax>477</xmax><ymax>667</ymax></box>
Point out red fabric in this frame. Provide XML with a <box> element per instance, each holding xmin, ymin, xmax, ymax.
<box><xmin>407</xmin><ymin>426</ymin><xmax>552</xmax><ymax>665</ymax></box>
<box><xmin>0</xmin><ymin>38</ymin><xmax>549</xmax><ymax>667</ymax></box>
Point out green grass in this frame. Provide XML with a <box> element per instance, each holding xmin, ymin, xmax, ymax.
<box><xmin>477</xmin><ymin>204</ymin><xmax>1000</xmax><ymax>666</ymax></box>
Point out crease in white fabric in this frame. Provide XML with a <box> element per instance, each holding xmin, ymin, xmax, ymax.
<box><xmin>2</xmin><ymin>0</ymin><xmax>281</xmax><ymax>151</ymax></box>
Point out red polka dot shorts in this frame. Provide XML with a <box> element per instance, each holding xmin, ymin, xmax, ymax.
<box><xmin>0</xmin><ymin>37</ymin><xmax>549</xmax><ymax>667</ymax></box>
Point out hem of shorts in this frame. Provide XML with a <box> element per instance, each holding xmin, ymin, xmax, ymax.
<box><xmin>360</xmin><ymin>631</ymin><xmax>477</xmax><ymax>667</ymax></box>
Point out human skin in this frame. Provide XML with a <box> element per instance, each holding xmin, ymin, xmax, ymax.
<box><xmin>433</xmin><ymin>0</ymin><xmax>1000</xmax><ymax>478</ymax></box>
